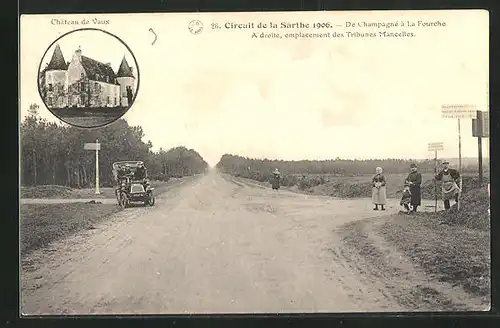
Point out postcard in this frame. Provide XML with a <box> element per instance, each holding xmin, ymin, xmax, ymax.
<box><xmin>19</xmin><ymin>10</ymin><xmax>490</xmax><ymax>315</ymax></box>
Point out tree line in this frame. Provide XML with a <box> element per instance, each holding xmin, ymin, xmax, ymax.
<box><xmin>215</xmin><ymin>154</ymin><xmax>487</xmax><ymax>179</ymax></box>
<box><xmin>20</xmin><ymin>105</ymin><xmax>209</xmax><ymax>188</ymax></box>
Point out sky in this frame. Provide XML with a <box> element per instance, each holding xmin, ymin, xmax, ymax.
<box><xmin>20</xmin><ymin>11</ymin><xmax>489</xmax><ymax>166</ymax></box>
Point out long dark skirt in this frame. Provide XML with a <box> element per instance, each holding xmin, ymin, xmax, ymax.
<box><xmin>270</xmin><ymin>176</ymin><xmax>280</xmax><ymax>189</ymax></box>
<box><xmin>409</xmin><ymin>185</ymin><xmax>421</xmax><ymax>205</ymax></box>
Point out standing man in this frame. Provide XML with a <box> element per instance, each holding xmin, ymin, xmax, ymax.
<box><xmin>405</xmin><ymin>163</ymin><xmax>422</xmax><ymax>213</ymax></box>
<box><xmin>435</xmin><ymin>161</ymin><xmax>461</xmax><ymax>210</ymax></box>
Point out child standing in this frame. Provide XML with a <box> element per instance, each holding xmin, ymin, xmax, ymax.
<box><xmin>400</xmin><ymin>184</ymin><xmax>412</xmax><ymax>214</ymax></box>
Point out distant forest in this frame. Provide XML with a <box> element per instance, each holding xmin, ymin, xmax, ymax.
<box><xmin>216</xmin><ymin>154</ymin><xmax>488</xmax><ymax>178</ymax></box>
<box><xmin>20</xmin><ymin>105</ymin><xmax>209</xmax><ymax>187</ymax></box>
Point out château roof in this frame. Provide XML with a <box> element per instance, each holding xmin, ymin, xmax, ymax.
<box><xmin>46</xmin><ymin>44</ymin><xmax>68</xmax><ymax>71</ymax></box>
<box><xmin>116</xmin><ymin>56</ymin><xmax>135</xmax><ymax>78</ymax></box>
<box><xmin>81</xmin><ymin>56</ymin><xmax>119</xmax><ymax>85</ymax></box>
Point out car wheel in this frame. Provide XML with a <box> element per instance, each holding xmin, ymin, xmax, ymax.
<box><xmin>120</xmin><ymin>193</ymin><xmax>128</xmax><ymax>208</ymax></box>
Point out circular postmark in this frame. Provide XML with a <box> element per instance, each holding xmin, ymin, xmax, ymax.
<box><xmin>37</xmin><ymin>28</ymin><xmax>140</xmax><ymax>129</ymax></box>
<box><xmin>188</xmin><ymin>20</ymin><xmax>203</xmax><ymax>35</ymax></box>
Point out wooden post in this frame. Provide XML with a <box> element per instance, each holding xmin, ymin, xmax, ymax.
<box><xmin>95</xmin><ymin>139</ymin><xmax>100</xmax><ymax>195</ymax></box>
<box><xmin>458</xmin><ymin>118</ymin><xmax>462</xmax><ymax>173</ymax></box>
<box><xmin>434</xmin><ymin>150</ymin><xmax>438</xmax><ymax>212</ymax></box>
<box><xmin>478</xmin><ymin>136</ymin><xmax>483</xmax><ymax>186</ymax></box>
<box><xmin>477</xmin><ymin>111</ymin><xmax>484</xmax><ymax>186</ymax></box>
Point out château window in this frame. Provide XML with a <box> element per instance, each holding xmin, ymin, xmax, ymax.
<box><xmin>48</xmin><ymin>83</ymin><xmax>53</xmax><ymax>91</ymax></box>
<box><xmin>81</xmin><ymin>73</ymin><xmax>84</xmax><ymax>79</ymax></box>
<box><xmin>114</xmin><ymin>97</ymin><xmax>117</xmax><ymax>106</ymax></box>
<box><xmin>107</xmin><ymin>96</ymin><xmax>110</xmax><ymax>104</ymax></box>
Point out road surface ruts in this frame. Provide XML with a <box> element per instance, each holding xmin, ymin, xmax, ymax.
<box><xmin>20</xmin><ymin>171</ymin><xmax>473</xmax><ymax>314</ymax></box>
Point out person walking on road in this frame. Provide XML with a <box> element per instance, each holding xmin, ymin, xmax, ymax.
<box><xmin>405</xmin><ymin>163</ymin><xmax>422</xmax><ymax>213</ymax></box>
<box><xmin>435</xmin><ymin>161</ymin><xmax>461</xmax><ymax>210</ymax></box>
<box><xmin>372</xmin><ymin>166</ymin><xmax>387</xmax><ymax>210</ymax></box>
<box><xmin>270</xmin><ymin>168</ymin><xmax>281</xmax><ymax>190</ymax></box>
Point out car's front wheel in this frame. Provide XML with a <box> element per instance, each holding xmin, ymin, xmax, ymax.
<box><xmin>120</xmin><ymin>193</ymin><xmax>129</xmax><ymax>208</ymax></box>
<box><xmin>147</xmin><ymin>192</ymin><xmax>155</xmax><ymax>206</ymax></box>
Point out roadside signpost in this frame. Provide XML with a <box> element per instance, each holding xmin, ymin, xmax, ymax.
<box><xmin>84</xmin><ymin>139</ymin><xmax>101</xmax><ymax>194</ymax></box>
<box><xmin>428</xmin><ymin>142</ymin><xmax>444</xmax><ymax>212</ymax></box>
<box><xmin>472</xmin><ymin>110</ymin><xmax>489</xmax><ymax>185</ymax></box>
<box><xmin>441</xmin><ymin>104</ymin><xmax>477</xmax><ymax>212</ymax></box>
<box><xmin>441</xmin><ymin>104</ymin><xmax>477</xmax><ymax>173</ymax></box>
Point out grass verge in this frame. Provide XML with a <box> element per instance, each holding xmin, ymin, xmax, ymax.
<box><xmin>20</xmin><ymin>179</ymin><xmax>184</xmax><ymax>199</ymax></box>
<box><xmin>379</xmin><ymin>213</ymin><xmax>490</xmax><ymax>298</ymax></box>
<box><xmin>20</xmin><ymin>203</ymin><xmax>121</xmax><ymax>256</ymax></box>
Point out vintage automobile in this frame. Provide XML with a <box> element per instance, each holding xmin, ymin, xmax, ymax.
<box><xmin>112</xmin><ymin>161</ymin><xmax>155</xmax><ymax>208</ymax></box>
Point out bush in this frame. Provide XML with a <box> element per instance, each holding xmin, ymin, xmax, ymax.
<box><xmin>441</xmin><ymin>187</ymin><xmax>490</xmax><ymax>231</ymax></box>
<box><xmin>298</xmin><ymin>176</ymin><xmax>323</xmax><ymax>191</ymax></box>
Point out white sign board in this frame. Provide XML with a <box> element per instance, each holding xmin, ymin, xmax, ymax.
<box><xmin>84</xmin><ymin>143</ymin><xmax>101</xmax><ymax>151</ymax></box>
<box><xmin>441</xmin><ymin>104</ymin><xmax>477</xmax><ymax>119</ymax></box>
<box><xmin>428</xmin><ymin>142</ymin><xmax>444</xmax><ymax>151</ymax></box>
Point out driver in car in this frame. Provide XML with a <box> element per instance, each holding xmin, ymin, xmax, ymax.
<box><xmin>134</xmin><ymin>162</ymin><xmax>146</xmax><ymax>179</ymax></box>
<box><xmin>117</xmin><ymin>165</ymin><xmax>129</xmax><ymax>182</ymax></box>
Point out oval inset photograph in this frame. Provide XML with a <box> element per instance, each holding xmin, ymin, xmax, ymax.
<box><xmin>37</xmin><ymin>28</ymin><xmax>140</xmax><ymax>128</ymax></box>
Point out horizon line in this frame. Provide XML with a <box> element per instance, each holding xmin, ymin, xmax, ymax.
<box><xmin>213</xmin><ymin>154</ymin><xmax>488</xmax><ymax>164</ymax></box>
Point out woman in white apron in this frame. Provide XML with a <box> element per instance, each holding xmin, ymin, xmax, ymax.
<box><xmin>372</xmin><ymin>167</ymin><xmax>387</xmax><ymax>210</ymax></box>
<box><xmin>435</xmin><ymin>161</ymin><xmax>461</xmax><ymax>210</ymax></box>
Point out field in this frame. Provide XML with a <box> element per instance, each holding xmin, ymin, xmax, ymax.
<box><xmin>232</xmin><ymin>172</ymin><xmax>489</xmax><ymax>200</ymax></box>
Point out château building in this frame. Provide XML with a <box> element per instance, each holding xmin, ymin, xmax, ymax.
<box><xmin>40</xmin><ymin>44</ymin><xmax>136</xmax><ymax>109</ymax></box>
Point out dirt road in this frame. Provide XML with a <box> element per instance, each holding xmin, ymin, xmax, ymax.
<box><xmin>21</xmin><ymin>171</ymin><xmax>483</xmax><ymax>314</ymax></box>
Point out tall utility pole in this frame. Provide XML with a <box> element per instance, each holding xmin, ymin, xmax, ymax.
<box><xmin>441</xmin><ymin>105</ymin><xmax>475</xmax><ymax>173</ymax></box>
<box><xmin>434</xmin><ymin>150</ymin><xmax>438</xmax><ymax>212</ymax></box>
<box><xmin>472</xmin><ymin>110</ymin><xmax>489</xmax><ymax>186</ymax></box>
<box><xmin>95</xmin><ymin>139</ymin><xmax>100</xmax><ymax>195</ymax></box>
<box><xmin>473</xmin><ymin>110</ymin><xmax>488</xmax><ymax>186</ymax></box>
<box><xmin>458</xmin><ymin>118</ymin><xmax>462</xmax><ymax>173</ymax></box>
<box><xmin>477</xmin><ymin>111</ymin><xmax>483</xmax><ymax>185</ymax></box>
